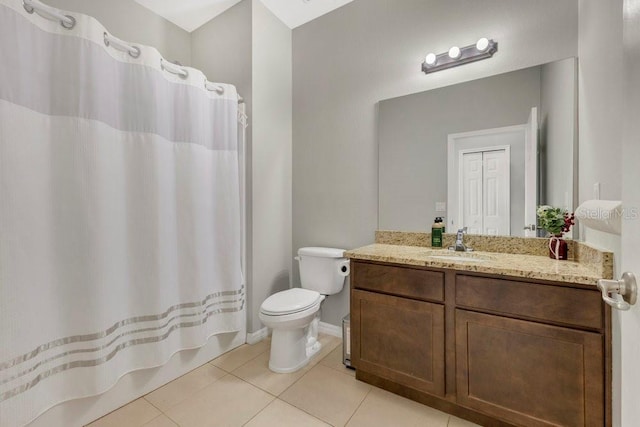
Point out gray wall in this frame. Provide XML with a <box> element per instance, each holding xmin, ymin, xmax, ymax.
<box><xmin>192</xmin><ymin>0</ymin><xmax>252</xmax><ymax>141</ymax></box>
<box><xmin>293</xmin><ymin>0</ymin><xmax>579</xmax><ymax>326</ymax></box>
<box><xmin>192</xmin><ymin>0</ymin><xmax>293</xmax><ymax>333</ymax></box>
<box><xmin>577</xmin><ymin>1</ymin><xmax>624</xmax><ymax>424</ymax></box>
<box><xmin>191</xmin><ymin>0</ymin><xmax>255</xmax><ymax>329</ymax></box>
<box><xmin>378</xmin><ymin>66</ymin><xmax>542</xmax><ymax>234</ymax></box>
<box><xmin>45</xmin><ymin>0</ymin><xmax>191</xmax><ymax>65</ymax></box>
<box><xmin>540</xmin><ymin>58</ymin><xmax>577</xmax><ymax>212</ymax></box>
<box><xmin>620</xmin><ymin>1</ymin><xmax>640</xmax><ymax>424</ymax></box>
<box><xmin>578</xmin><ymin>0</ymin><xmax>623</xmax><ymax>252</ymax></box>
<box><xmin>250</xmin><ymin>0</ymin><xmax>292</xmax><ymax>333</ymax></box>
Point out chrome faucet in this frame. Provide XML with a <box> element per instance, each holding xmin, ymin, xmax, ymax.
<box><xmin>454</xmin><ymin>227</ymin><xmax>468</xmax><ymax>252</ymax></box>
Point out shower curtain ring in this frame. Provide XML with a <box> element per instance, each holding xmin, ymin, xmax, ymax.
<box><xmin>128</xmin><ymin>46</ymin><xmax>141</xmax><ymax>59</ymax></box>
<box><xmin>60</xmin><ymin>15</ymin><xmax>75</xmax><ymax>29</ymax></box>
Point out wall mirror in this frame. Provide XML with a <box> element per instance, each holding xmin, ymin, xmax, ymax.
<box><xmin>378</xmin><ymin>58</ymin><xmax>577</xmax><ymax>237</ymax></box>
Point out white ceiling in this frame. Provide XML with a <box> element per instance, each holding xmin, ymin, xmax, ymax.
<box><xmin>135</xmin><ymin>0</ymin><xmax>354</xmax><ymax>32</ymax></box>
<box><xmin>259</xmin><ymin>0</ymin><xmax>354</xmax><ymax>29</ymax></box>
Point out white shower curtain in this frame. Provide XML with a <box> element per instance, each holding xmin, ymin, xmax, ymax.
<box><xmin>0</xmin><ymin>1</ymin><xmax>244</xmax><ymax>425</ymax></box>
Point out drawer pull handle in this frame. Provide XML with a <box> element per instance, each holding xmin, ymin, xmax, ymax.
<box><xmin>597</xmin><ymin>272</ymin><xmax>637</xmax><ymax>311</ymax></box>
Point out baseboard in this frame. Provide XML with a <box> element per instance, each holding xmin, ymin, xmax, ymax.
<box><xmin>319</xmin><ymin>321</ymin><xmax>342</xmax><ymax>338</ymax></box>
<box><xmin>246</xmin><ymin>327</ymin><xmax>270</xmax><ymax>344</ymax></box>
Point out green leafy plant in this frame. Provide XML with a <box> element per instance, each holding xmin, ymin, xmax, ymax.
<box><xmin>537</xmin><ymin>205</ymin><xmax>575</xmax><ymax>236</ymax></box>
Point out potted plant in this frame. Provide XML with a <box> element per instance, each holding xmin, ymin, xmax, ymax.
<box><xmin>536</xmin><ymin>206</ymin><xmax>575</xmax><ymax>260</ymax></box>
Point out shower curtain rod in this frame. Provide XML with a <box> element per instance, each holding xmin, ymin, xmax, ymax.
<box><xmin>22</xmin><ymin>0</ymin><xmax>244</xmax><ymax>104</ymax></box>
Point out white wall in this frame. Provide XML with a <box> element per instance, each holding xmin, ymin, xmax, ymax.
<box><xmin>293</xmin><ymin>0</ymin><xmax>579</xmax><ymax>326</ymax></box>
<box><xmin>45</xmin><ymin>0</ymin><xmax>191</xmax><ymax>65</ymax></box>
<box><xmin>250</xmin><ymin>0</ymin><xmax>292</xmax><ymax>332</ymax></box>
<box><xmin>577</xmin><ymin>1</ymin><xmax>624</xmax><ymax>424</ymax></box>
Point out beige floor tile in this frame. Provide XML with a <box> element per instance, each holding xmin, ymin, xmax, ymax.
<box><xmin>319</xmin><ymin>344</ymin><xmax>355</xmax><ymax>377</ymax></box>
<box><xmin>164</xmin><ymin>374</ymin><xmax>274</xmax><ymax>427</ymax></box>
<box><xmin>309</xmin><ymin>334</ymin><xmax>342</xmax><ymax>367</ymax></box>
<box><xmin>346</xmin><ymin>387</ymin><xmax>449</xmax><ymax>427</ymax></box>
<box><xmin>244</xmin><ymin>399</ymin><xmax>330</xmax><ymax>427</ymax></box>
<box><xmin>232</xmin><ymin>351</ymin><xmax>307</xmax><ymax>396</ymax></box>
<box><xmin>86</xmin><ymin>398</ymin><xmax>161</xmax><ymax>427</ymax></box>
<box><xmin>210</xmin><ymin>339</ymin><xmax>270</xmax><ymax>372</ymax></box>
<box><xmin>280</xmin><ymin>364</ymin><xmax>371</xmax><ymax>427</ymax></box>
<box><xmin>448</xmin><ymin>415</ymin><xmax>482</xmax><ymax>427</ymax></box>
<box><xmin>141</xmin><ymin>415</ymin><xmax>178</xmax><ymax>427</ymax></box>
<box><xmin>232</xmin><ymin>333</ymin><xmax>343</xmax><ymax>396</ymax></box>
<box><xmin>145</xmin><ymin>363</ymin><xmax>226</xmax><ymax>411</ymax></box>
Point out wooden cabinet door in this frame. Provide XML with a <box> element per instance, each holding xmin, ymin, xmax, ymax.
<box><xmin>456</xmin><ymin>310</ymin><xmax>604</xmax><ymax>427</ymax></box>
<box><xmin>351</xmin><ymin>289</ymin><xmax>445</xmax><ymax>396</ymax></box>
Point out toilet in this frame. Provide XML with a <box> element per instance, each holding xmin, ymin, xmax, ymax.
<box><xmin>259</xmin><ymin>247</ymin><xmax>350</xmax><ymax>373</ymax></box>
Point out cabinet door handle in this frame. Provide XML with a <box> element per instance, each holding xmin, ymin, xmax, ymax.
<box><xmin>597</xmin><ymin>272</ymin><xmax>637</xmax><ymax>311</ymax></box>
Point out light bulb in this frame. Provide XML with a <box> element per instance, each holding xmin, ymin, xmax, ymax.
<box><xmin>448</xmin><ymin>46</ymin><xmax>461</xmax><ymax>59</ymax></box>
<box><xmin>425</xmin><ymin>53</ymin><xmax>437</xmax><ymax>65</ymax></box>
<box><xmin>476</xmin><ymin>37</ymin><xmax>489</xmax><ymax>52</ymax></box>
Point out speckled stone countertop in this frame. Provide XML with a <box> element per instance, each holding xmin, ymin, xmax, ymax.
<box><xmin>345</xmin><ymin>243</ymin><xmax>612</xmax><ymax>286</ymax></box>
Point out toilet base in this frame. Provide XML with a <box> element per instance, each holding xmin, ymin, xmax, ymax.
<box><xmin>268</xmin><ymin>330</ymin><xmax>323</xmax><ymax>373</ymax></box>
<box><xmin>267</xmin><ymin>316</ymin><xmax>323</xmax><ymax>374</ymax></box>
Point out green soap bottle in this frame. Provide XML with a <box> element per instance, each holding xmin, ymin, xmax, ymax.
<box><xmin>432</xmin><ymin>217</ymin><xmax>444</xmax><ymax>247</ymax></box>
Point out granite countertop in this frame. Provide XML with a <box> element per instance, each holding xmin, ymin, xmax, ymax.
<box><xmin>345</xmin><ymin>243</ymin><xmax>608</xmax><ymax>286</ymax></box>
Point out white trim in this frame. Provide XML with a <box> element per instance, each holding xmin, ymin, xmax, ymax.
<box><xmin>246</xmin><ymin>327</ymin><xmax>270</xmax><ymax>344</ymax></box>
<box><xmin>524</xmin><ymin>107</ymin><xmax>539</xmax><ymax>237</ymax></box>
<box><xmin>448</xmin><ymin>125</ymin><xmax>525</xmax><ymax>233</ymax></box>
<box><xmin>318</xmin><ymin>321</ymin><xmax>343</xmax><ymax>338</ymax></box>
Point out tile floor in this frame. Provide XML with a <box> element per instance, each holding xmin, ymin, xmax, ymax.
<box><xmin>87</xmin><ymin>335</ymin><xmax>480</xmax><ymax>427</ymax></box>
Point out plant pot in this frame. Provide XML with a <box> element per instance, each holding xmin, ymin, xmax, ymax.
<box><xmin>548</xmin><ymin>235</ymin><xmax>568</xmax><ymax>260</ymax></box>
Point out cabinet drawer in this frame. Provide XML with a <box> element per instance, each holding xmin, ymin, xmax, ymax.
<box><xmin>352</xmin><ymin>261</ymin><xmax>444</xmax><ymax>302</ymax></box>
<box><xmin>456</xmin><ymin>275</ymin><xmax>603</xmax><ymax>330</ymax></box>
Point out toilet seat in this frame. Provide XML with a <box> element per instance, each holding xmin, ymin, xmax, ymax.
<box><xmin>260</xmin><ymin>288</ymin><xmax>323</xmax><ymax>316</ymax></box>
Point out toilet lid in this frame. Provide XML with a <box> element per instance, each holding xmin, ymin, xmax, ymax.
<box><xmin>260</xmin><ymin>288</ymin><xmax>323</xmax><ymax>316</ymax></box>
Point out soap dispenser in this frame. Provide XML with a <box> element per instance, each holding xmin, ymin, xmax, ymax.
<box><xmin>431</xmin><ymin>217</ymin><xmax>445</xmax><ymax>247</ymax></box>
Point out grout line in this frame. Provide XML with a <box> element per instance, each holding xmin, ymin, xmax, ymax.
<box><xmin>142</xmin><ymin>396</ymin><xmax>164</xmax><ymax>413</ymax></box>
<box><xmin>209</xmin><ymin>341</ymin><xmax>270</xmax><ymax>373</ymax></box>
<box><xmin>344</xmin><ymin>387</ymin><xmax>373</xmax><ymax>426</ymax></box>
<box><xmin>240</xmin><ymin>394</ymin><xmax>277</xmax><ymax>426</ymax></box>
<box><xmin>226</xmin><ymin>371</ymin><xmax>281</xmax><ymax>398</ymax></box>
<box><xmin>275</xmin><ymin>397</ymin><xmax>334</xmax><ymax>426</ymax></box>
<box><xmin>161</xmin><ymin>410</ymin><xmax>182</xmax><ymax>427</ymax></box>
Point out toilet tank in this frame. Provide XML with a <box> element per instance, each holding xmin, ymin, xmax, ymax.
<box><xmin>297</xmin><ymin>247</ymin><xmax>349</xmax><ymax>295</ymax></box>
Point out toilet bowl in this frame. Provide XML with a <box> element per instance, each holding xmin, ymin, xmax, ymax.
<box><xmin>259</xmin><ymin>288</ymin><xmax>325</xmax><ymax>373</ymax></box>
<box><xmin>259</xmin><ymin>247</ymin><xmax>349</xmax><ymax>373</ymax></box>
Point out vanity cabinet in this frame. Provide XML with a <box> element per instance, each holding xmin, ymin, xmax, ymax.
<box><xmin>351</xmin><ymin>290</ymin><xmax>445</xmax><ymax>396</ymax></box>
<box><xmin>350</xmin><ymin>262</ymin><xmax>446</xmax><ymax>396</ymax></box>
<box><xmin>350</xmin><ymin>260</ymin><xmax>611</xmax><ymax>427</ymax></box>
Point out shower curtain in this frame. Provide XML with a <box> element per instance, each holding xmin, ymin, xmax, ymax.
<box><xmin>0</xmin><ymin>1</ymin><xmax>244</xmax><ymax>425</ymax></box>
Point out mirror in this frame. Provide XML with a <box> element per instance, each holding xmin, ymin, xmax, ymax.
<box><xmin>378</xmin><ymin>58</ymin><xmax>577</xmax><ymax>237</ymax></box>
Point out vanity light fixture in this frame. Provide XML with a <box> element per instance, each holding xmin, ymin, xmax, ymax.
<box><xmin>422</xmin><ymin>37</ymin><xmax>498</xmax><ymax>74</ymax></box>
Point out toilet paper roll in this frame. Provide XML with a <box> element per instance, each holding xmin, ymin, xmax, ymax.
<box><xmin>338</xmin><ymin>260</ymin><xmax>350</xmax><ymax>277</ymax></box>
<box><xmin>575</xmin><ymin>200</ymin><xmax>622</xmax><ymax>235</ymax></box>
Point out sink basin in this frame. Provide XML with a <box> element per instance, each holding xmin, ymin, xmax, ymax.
<box><xmin>428</xmin><ymin>255</ymin><xmax>487</xmax><ymax>263</ymax></box>
<box><xmin>426</xmin><ymin>252</ymin><xmax>494</xmax><ymax>263</ymax></box>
